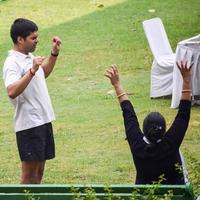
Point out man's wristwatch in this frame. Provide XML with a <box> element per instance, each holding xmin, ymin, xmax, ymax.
<box><xmin>29</xmin><ymin>68</ymin><xmax>35</xmax><ymax>76</ymax></box>
<box><xmin>51</xmin><ymin>51</ymin><xmax>59</xmax><ymax>57</ymax></box>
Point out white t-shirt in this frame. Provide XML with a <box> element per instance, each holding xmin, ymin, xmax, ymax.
<box><xmin>3</xmin><ymin>50</ymin><xmax>55</xmax><ymax>132</ymax></box>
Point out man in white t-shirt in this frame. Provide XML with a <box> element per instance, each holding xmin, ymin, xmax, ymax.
<box><xmin>3</xmin><ymin>18</ymin><xmax>61</xmax><ymax>184</ymax></box>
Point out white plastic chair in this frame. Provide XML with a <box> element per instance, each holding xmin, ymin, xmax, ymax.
<box><xmin>143</xmin><ymin>18</ymin><xmax>175</xmax><ymax>98</ymax></box>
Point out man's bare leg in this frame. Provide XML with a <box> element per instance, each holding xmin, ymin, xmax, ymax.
<box><xmin>21</xmin><ymin>161</ymin><xmax>46</xmax><ymax>184</ymax></box>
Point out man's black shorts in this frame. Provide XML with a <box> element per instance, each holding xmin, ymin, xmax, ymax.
<box><xmin>16</xmin><ymin>123</ymin><xmax>55</xmax><ymax>161</ymax></box>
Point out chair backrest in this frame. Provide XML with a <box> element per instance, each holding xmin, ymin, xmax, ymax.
<box><xmin>143</xmin><ymin>18</ymin><xmax>173</xmax><ymax>60</ymax></box>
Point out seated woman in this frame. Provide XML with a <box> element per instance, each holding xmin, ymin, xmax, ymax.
<box><xmin>105</xmin><ymin>61</ymin><xmax>192</xmax><ymax>184</ymax></box>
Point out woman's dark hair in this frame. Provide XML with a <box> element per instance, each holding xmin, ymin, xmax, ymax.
<box><xmin>10</xmin><ymin>18</ymin><xmax>38</xmax><ymax>44</ymax></box>
<box><xmin>143</xmin><ymin>112</ymin><xmax>166</xmax><ymax>143</ymax></box>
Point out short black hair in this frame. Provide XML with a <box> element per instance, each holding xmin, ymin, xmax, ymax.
<box><xmin>10</xmin><ymin>18</ymin><xmax>38</xmax><ymax>44</ymax></box>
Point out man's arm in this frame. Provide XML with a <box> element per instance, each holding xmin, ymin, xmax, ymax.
<box><xmin>41</xmin><ymin>36</ymin><xmax>61</xmax><ymax>78</ymax></box>
<box><xmin>7</xmin><ymin>56</ymin><xmax>44</xmax><ymax>99</ymax></box>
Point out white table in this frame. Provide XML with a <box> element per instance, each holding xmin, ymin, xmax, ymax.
<box><xmin>171</xmin><ymin>34</ymin><xmax>200</xmax><ymax>108</ymax></box>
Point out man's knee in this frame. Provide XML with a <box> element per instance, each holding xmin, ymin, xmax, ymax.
<box><xmin>21</xmin><ymin>161</ymin><xmax>45</xmax><ymax>184</ymax></box>
<box><xmin>21</xmin><ymin>173</ymin><xmax>38</xmax><ymax>184</ymax></box>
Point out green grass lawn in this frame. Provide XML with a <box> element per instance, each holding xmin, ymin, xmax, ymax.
<box><xmin>0</xmin><ymin>0</ymin><xmax>200</xmax><ymax>194</ymax></box>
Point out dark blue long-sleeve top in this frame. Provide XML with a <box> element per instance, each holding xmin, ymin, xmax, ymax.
<box><xmin>120</xmin><ymin>100</ymin><xmax>191</xmax><ymax>184</ymax></box>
